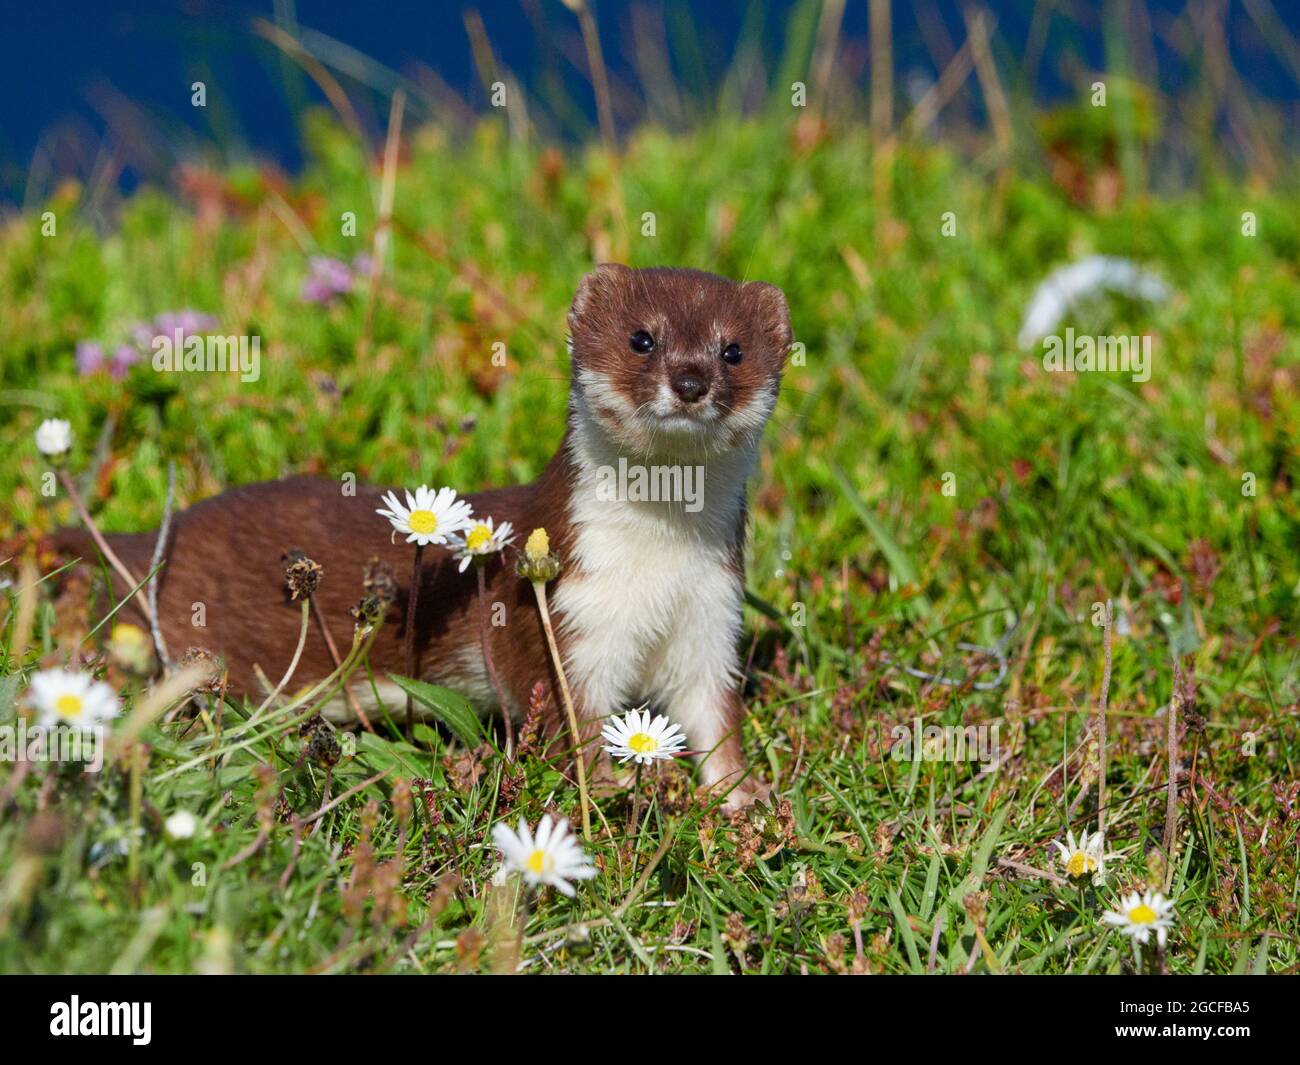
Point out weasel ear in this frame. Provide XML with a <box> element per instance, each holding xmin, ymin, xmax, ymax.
<box><xmin>744</xmin><ymin>281</ymin><xmax>793</xmax><ymax>358</ymax></box>
<box><xmin>569</xmin><ymin>263</ymin><xmax>631</xmax><ymax>331</ymax></box>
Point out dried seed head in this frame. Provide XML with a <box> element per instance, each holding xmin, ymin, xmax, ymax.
<box><xmin>824</xmin><ymin>932</ymin><xmax>847</xmax><ymax>972</ymax></box>
<box><xmin>722</xmin><ymin>912</ymin><xmax>750</xmax><ymax>953</ymax></box>
<box><xmin>962</xmin><ymin>889</ymin><xmax>989</xmax><ymax>929</ymax></box>
<box><xmin>874</xmin><ymin>820</ymin><xmax>895</xmax><ymax>858</ymax></box>
<box><xmin>177</xmin><ymin>646</ymin><xmax>224</xmax><ymax>694</ymax></box>
<box><xmin>363</xmin><ymin>555</ymin><xmax>398</xmax><ymax>607</ymax></box>
<box><xmin>350</xmin><ymin>594</ymin><xmax>384</xmax><ymax>632</ymax></box>
<box><xmin>307</xmin><ymin>729</ymin><xmax>341</xmax><ymax>767</ymax></box>
<box><xmin>496</xmin><ymin>767</ymin><xmax>524</xmax><ymax>809</ymax></box>
<box><xmin>282</xmin><ymin>548</ymin><xmax>323</xmax><ymax>600</ymax></box>
<box><xmin>847</xmin><ymin>888</ymin><xmax>869</xmax><ymax>925</ymax></box>
<box><xmin>515</xmin><ymin>681</ymin><xmax>548</xmax><ymax>758</ymax></box>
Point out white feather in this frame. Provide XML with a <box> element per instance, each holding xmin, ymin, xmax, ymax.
<box><xmin>1018</xmin><ymin>255</ymin><xmax>1170</xmax><ymax>349</ymax></box>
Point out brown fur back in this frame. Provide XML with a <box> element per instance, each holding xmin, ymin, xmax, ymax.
<box><xmin>54</xmin><ymin>462</ymin><xmax>578</xmax><ymax>719</ymax></box>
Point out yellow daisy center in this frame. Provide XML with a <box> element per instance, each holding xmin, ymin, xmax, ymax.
<box><xmin>1066</xmin><ymin>852</ymin><xmax>1096</xmax><ymax>877</ymax></box>
<box><xmin>525</xmin><ymin>527</ymin><xmax>549</xmax><ymax>561</ymax></box>
<box><xmin>525</xmin><ymin>848</ymin><xmax>552</xmax><ymax>875</ymax></box>
<box><xmin>1128</xmin><ymin>903</ymin><xmax>1158</xmax><ymax>925</ymax></box>
<box><xmin>627</xmin><ymin>732</ymin><xmax>658</xmax><ymax>755</ymax></box>
<box><xmin>408</xmin><ymin>509</ymin><xmax>438</xmax><ymax>535</ymax></box>
<box><xmin>56</xmin><ymin>693</ymin><xmax>84</xmax><ymax>719</ymax></box>
<box><xmin>466</xmin><ymin>524</ymin><xmax>493</xmax><ymax>551</ymax></box>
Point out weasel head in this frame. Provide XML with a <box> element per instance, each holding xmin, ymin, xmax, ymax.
<box><xmin>567</xmin><ymin>265</ymin><xmax>792</xmax><ymax>457</ymax></box>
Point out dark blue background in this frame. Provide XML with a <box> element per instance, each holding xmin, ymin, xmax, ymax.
<box><xmin>2</xmin><ymin>0</ymin><xmax>1296</xmax><ymax>202</ymax></box>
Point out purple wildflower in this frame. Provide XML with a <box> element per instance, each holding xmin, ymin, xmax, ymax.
<box><xmin>76</xmin><ymin>341</ymin><xmax>106</xmax><ymax>375</ymax></box>
<box><xmin>148</xmin><ymin>309</ymin><xmax>218</xmax><ymax>351</ymax></box>
<box><xmin>110</xmin><ymin>344</ymin><xmax>141</xmax><ymax>379</ymax></box>
<box><xmin>130</xmin><ymin>321</ymin><xmax>156</xmax><ymax>348</ymax></box>
<box><xmin>169</xmin><ymin>309</ymin><xmax>219</xmax><ymax>334</ymax></box>
<box><xmin>301</xmin><ymin>256</ymin><xmax>355</xmax><ymax>305</ymax></box>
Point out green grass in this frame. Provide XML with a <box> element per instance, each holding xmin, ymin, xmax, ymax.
<box><xmin>0</xmin><ymin>101</ymin><xmax>1297</xmax><ymax>974</ymax></box>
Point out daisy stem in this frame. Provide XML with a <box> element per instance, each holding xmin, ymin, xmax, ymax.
<box><xmin>1097</xmin><ymin>599</ymin><xmax>1113</xmax><ymax>841</ymax></box>
<box><xmin>404</xmin><ymin>544</ymin><xmax>424</xmax><ymax>742</ymax></box>
<box><xmin>531</xmin><ymin>578</ymin><xmax>591</xmax><ymax>842</ymax></box>
<box><xmin>629</xmin><ymin>761</ymin><xmax>644</xmax><ymax>874</ymax></box>
<box><xmin>1163</xmin><ymin>654</ymin><xmax>1183</xmax><ymax>891</ymax></box>
<box><xmin>254</xmin><ymin>600</ymin><xmax>311</xmax><ymax>717</ymax></box>
<box><xmin>476</xmin><ymin>563</ymin><xmax>513</xmax><ymax>759</ymax></box>
<box><xmin>158</xmin><ymin>626</ymin><xmax>380</xmax><ymax>782</ymax></box>
<box><xmin>127</xmin><ymin>741</ymin><xmax>144</xmax><ymax>897</ymax></box>
<box><xmin>310</xmin><ymin>594</ymin><xmax>372</xmax><ymax>732</ymax></box>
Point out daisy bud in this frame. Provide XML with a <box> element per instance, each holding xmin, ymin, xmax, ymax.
<box><xmin>164</xmin><ymin>811</ymin><xmax>198</xmax><ymax>840</ymax></box>
<box><xmin>34</xmin><ymin>418</ymin><xmax>72</xmax><ymax>460</ymax></box>
<box><xmin>516</xmin><ymin>527</ymin><xmax>561</xmax><ymax>583</ymax></box>
<box><xmin>525</xmin><ymin>527</ymin><xmax>549</xmax><ymax>561</ymax></box>
<box><xmin>108</xmin><ymin>622</ymin><xmax>155</xmax><ymax>675</ymax></box>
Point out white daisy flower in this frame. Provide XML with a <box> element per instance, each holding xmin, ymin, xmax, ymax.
<box><xmin>1053</xmin><ymin>827</ymin><xmax>1112</xmax><ymax>884</ymax></box>
<box><xmin>1103</xmin><ymin>890</ymin><xmax>1176</xmax><ymax>947</ymax></box>
<box><xmin>35</xmin><ymin>418</ymin><xmax>72</xmax><ymax>458</ymax></box>
<box><xmin>375</xmin><ymin>484</ymin><xmax>473</xmax><ymax>546</ymax></box>
<box><xmin>450</xmin><ymin>516</ymin><xmax>514</xmax><ymax>572</ymax></box>
<box><xmin>601</xmin><ymin>707</ymin><xmax>687</xmax><ymax>765</ymax></box>
<box><xmin>26</xmin><ymin>668</ymin><xmax>120</xmax><ymax>733</ymax></box>
<box><xmin>164</xmin><ymin>811</ymin><xmax>199</xmax><ymax>840</ymax></box>
<box><xmin>491</xmin><ymin>814</ymin><xmax>596</xmax><ymax>896</ymax></box>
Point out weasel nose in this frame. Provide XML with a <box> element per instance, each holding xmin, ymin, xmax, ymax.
<box><xmin>670</xmin><ymin>372</ymin><xmax>709</xmax><ymax>403</ymax></box>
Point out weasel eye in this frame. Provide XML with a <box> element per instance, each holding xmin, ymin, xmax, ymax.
<box><xmin>722</xmin><ymin>343</ymin><xmax>743</xmax><ymax>365</ymax></box>
<box><xmin>629</xmin><ymin>331</ymin><xmax>655</xmax><ymax>355</ymax></box>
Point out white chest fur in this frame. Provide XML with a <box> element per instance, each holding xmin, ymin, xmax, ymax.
<box><xmin>553</xmin><ymin>404</ymin><xmax>754</xmax><ymax>738</ymax></box>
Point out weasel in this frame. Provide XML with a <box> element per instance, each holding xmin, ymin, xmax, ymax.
<box><xmin>56</xmin><ymin>265</ymin><xmax>792</xmax><ymax>808</ymax></box>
